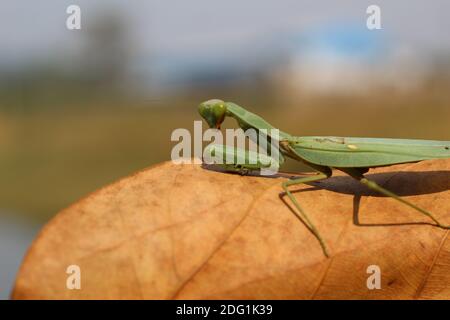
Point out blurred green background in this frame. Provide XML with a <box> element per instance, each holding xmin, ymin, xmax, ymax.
<box><xmin>1</xmin><ymin>1</ymin><xmax>450</xmax><ymax>296</ymax></box>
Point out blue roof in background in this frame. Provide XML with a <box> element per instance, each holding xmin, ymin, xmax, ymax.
<box><xmin>299</xmin><ymin>23</ymin><xmax>386</xmax><ymax>61</ymax></box>
<box><xmin>147</xmin><ymin>23</ymin><xmax>387</xmax><ymax>86</ymax></box>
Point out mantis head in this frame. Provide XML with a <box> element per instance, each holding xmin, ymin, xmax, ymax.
<box><xmin>198</xmin><ymin>99</ymin><xmax>227</xmax><ymax>129</ymax></box>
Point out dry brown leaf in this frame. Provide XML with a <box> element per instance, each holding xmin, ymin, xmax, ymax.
<box><xmin>12</xmin><ymin>159</ymin><xmax>450</xmax><ymax>299</ymax></box>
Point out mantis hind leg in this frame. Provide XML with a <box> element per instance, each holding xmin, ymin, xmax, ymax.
<box><xmin>281</xmin><ymin>170</ymin><xmax>331</xmax><ymax>257</ymax></box>
<box><xmin>342</xmin><ymin>168</ymin><xmax>450</xmax><ymax>229</ymax></box>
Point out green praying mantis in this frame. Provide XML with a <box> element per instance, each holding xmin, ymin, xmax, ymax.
<box><xmin>198</xmin><ymin>99</ymin><xmax>450</xmax><ymax>258</ymax></box>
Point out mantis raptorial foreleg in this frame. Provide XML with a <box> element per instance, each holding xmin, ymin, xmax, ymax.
<box><xmin>341</xmin><ymin>168</ymin><xmax>450</xmax><ymax>229</ymax></box>
<box><xmin>203</xmin><ymin>142</ymin><xmax>284</xmax><ymax>175</ymax></box>
<box><xmin>282</xmin><ymin>173</ymin><xmax>331</xmax><ymax>257</ymax></box>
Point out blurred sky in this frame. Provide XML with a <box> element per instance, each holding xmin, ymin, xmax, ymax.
<box><xmin>2</xmin><ymin>0</ymin><xmax>450</xmax><ymax>90</ymax></box>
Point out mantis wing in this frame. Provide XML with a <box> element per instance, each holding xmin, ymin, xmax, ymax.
<box><xmin>290</xmin><ymin>136</ymin><xmax>450</xmax><ymax>168</ymax></box>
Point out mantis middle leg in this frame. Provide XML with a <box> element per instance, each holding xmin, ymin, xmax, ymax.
<box><xmin>204</xmin><ymin>144</ymin><xmax>333</xmax><ymax>256</ymax></box>
<box><xmin>281</xmin><ymin>172</ymin><xmax>331</xmax><ymax>257</ymax></box>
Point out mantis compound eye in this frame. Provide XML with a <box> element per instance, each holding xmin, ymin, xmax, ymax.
<box><xmin>198</xmin><ymin>99</ymin><xmax>227</xmax><ymax>129</ymax></box>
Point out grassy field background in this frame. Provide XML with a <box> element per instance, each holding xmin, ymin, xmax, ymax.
<box><xmin>1</xmin><ymin>88</ymin><xmax>449</xmax><ymax>223</ymax></box>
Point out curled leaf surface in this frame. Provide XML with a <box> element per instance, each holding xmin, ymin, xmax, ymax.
<box><xmin>12</xmin><ymin>159</ymin><xmax>450</xmax><ymax>299</ymax></box>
